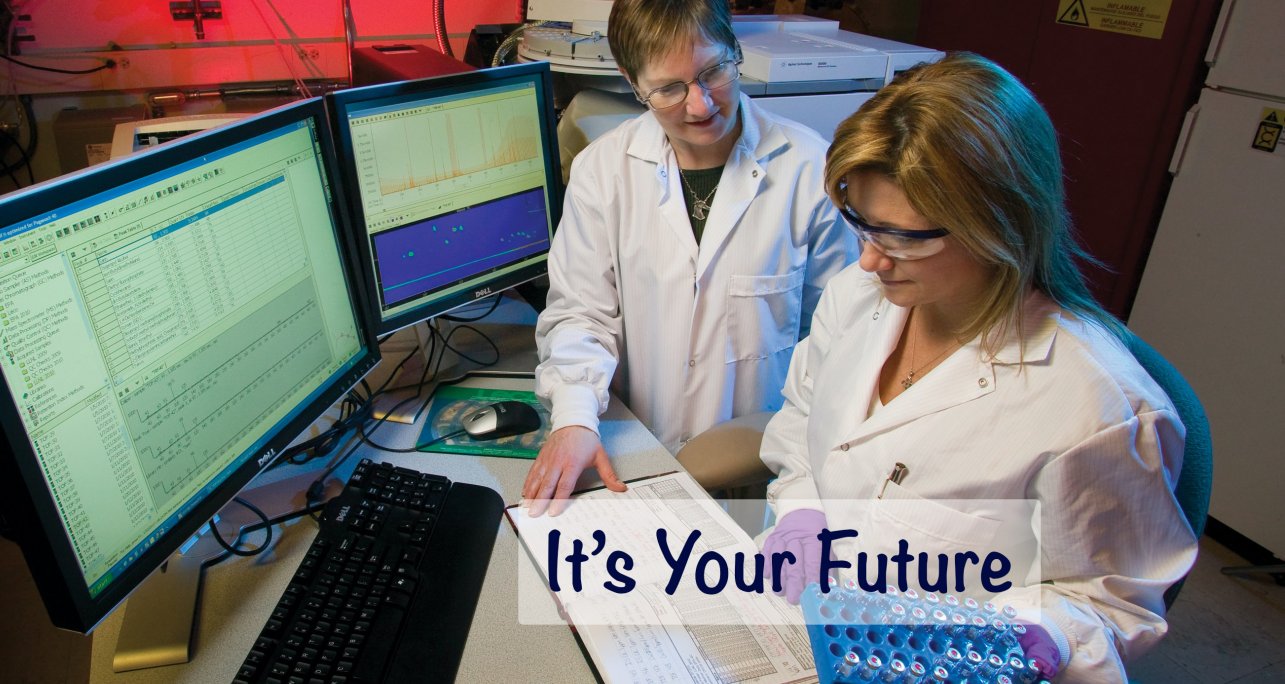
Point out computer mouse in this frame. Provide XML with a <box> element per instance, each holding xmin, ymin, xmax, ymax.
<box><xmin>461</xmin><ymin>401</ymin><xmax>542</xmax><ymax>441</ymax></box>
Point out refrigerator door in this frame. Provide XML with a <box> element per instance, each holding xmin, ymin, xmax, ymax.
<box><xmin>1206</xmin><ymin>0</ymin><xmax>1285</xmax><ymax>96</ymax></box>
<box><xmin>1130</xmin><ymin>86</ymin><xmax>1285</xmax><ymax>557</ymax></box>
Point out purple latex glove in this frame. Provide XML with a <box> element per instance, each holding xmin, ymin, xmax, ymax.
<box><xmin>1018</xmin><ymin>623</ymin><xmax>1062</xmax><ymax>679</ymax></box>
<box><xmin>761</xmin><ymin>509</ymin><xmax>827</xmax><ymax>604</ymax></box>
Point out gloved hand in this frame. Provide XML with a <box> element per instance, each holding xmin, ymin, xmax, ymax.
<box><xmin>760</xmin><ymin>509</ymin><xmax>828</xmax><ymax>604</ymax></box>
<box><xmin>1018</xmin><ymin>623</ymin><xmax>1062</xmax><ymax>679</ymax></box>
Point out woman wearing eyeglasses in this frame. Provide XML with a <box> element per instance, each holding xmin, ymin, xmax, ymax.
<box><xmin>759</xmin><ymin>53</ymin><xmax>1197</xmax><ymax>680</ymax></box>
<box><xmin>524</xmin><ymin>0</ymin><xmax>856</xmax><ymax>514</ymax></box>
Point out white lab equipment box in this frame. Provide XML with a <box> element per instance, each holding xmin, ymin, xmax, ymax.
<box><xmin>738</xmin><ymin>32</ymin><xmax>888</xmax><ymax>84</ymax></box>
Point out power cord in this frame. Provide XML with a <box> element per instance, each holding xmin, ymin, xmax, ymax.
<box><xmin>282</xmin><ymin>316</ymin><xmax>502</xmax><ymax>516</ymax></box>
<box><xmin>0</xmin><ymin>95</ymin><xmax>35</xmax><ymax>187</ymax></box>
<box><xmin>302</xmin><ymin>387</ymin><xmax>431</xmax><ymax>515</ymax></box>
<box><xmin>273</xmin><ymin>337</ymin><xmax>434</xmax><ymax>469</ymax></box>
<box><xmin>0</xmin><ymin>54</ymin><xmax>116</xmax><ymax>74</ymax></box>
<box><xmin>205</xmin><ymin>497</ymin><xmax>273</xmax><ymax>559</ymax></box>
<box><xmin>201</xmin><ymin>497</ymin><xmax>330</xmax><ymax>569</ymax></box>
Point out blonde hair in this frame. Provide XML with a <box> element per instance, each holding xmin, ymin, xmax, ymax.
<box><xmin>825</xmin><ymin>52</ymin><xmax>1120</xmax><ymax>350</ymax></box>
<box><xmin>607</xmin><ymin>0</ymin><xmax>739</xmax><ymax>85</ymax></box>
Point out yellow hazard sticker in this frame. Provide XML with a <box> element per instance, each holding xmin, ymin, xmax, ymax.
<box><xmin>1253</xmin><ymin>108</ymin><xmax>1283</xmax><ymax>153</ymax></box>
<box><xmin>1056</xmin><ymin>0</ymin><xmax>1172</xmax><ymax>39</ymax></box>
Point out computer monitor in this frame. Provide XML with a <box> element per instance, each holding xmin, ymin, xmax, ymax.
<box><xmin>0</xmin><ymin>98</ymin><xmax>379</xmax><ymax>634</ymax></box>
<box><xmin>327</xmin><ymin>61</ymin><xmax>561</xmax><ymax>334</ymax></box>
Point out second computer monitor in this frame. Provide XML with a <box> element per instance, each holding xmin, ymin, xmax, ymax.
<box><xmin>328</xmin><ymin>62</ymin><xmax>562</xmax><ymax>334</ymax></box>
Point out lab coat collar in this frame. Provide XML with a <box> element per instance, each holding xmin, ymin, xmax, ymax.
<box><xmin>628</xmin><ymin>97</ymin><xmax>791</xmax><ymax>276</ymax></box>
<box><xmin>826</xmin><ymin>287</ymin><xmax>1063</xmax><ymax>450</ymax></box>
<box><xmin>825</xmin><ymin>297</ymin><xmax>992</xmax><ymax>449</ymax></box>
<box><xmin>987</xmin><ymin>289</ymin><xmax>1062</xmax><ymax>366</ymax></box>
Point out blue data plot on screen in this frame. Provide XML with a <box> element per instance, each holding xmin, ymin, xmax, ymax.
<box><xmin>374</xmin><ymin>187</ymin><xmax>549</xmax><ymax>308</ymax></box>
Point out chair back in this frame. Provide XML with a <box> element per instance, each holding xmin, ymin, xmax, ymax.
<box><xmin>1123</xmin><ymin>330</ymin><xmax>1213</xmax><ymax>609</ymax></box>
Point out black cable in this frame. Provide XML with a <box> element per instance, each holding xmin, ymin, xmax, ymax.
<box><xmin>304</xmin><ymin>336</ymin><xmax>443</xmax><ymax>500</ymax></box>
<box><xmin>21</xmin><ymin>95</ymin><xmax>36</xmax><ymax>169</ymax></box>
<box><xmin>201</xmin><ymin>498</ymin><xmax>330</xmax><ymax>569</ymax></box>
<box><xmin>0</xmin><ymin>128</ymin><xmax>31</xmax><ymax>186</ymax></box>
<box><xmin>275</xmin><ymin>335</ymin><xmax>435</xmax><ymax>470</ymax></box>
<box><xmin>359</xmin><ymin>422</ymin><xmax>465</xmax><ymax>454</ymax></box>
<box><xmin>206</xmin><ymin>497</ymin><xmax>273</xmax><ymax>558</ymax></box>
<box><xmin>279</xmin><ymin>392</ymin><xmax>369</xmax><ymax>467</ymax></box>
<box><xmin>0</xmin><ymin>53</ymin><xmax>115</xmax><ymax>74</ymax></box>
<box><xmin>433</xmin><ymin>322</ymin><xmax>500</xmax><ymax>368</ymax></box>
<box><xmin>0</xmin><ymin>95</ymin><xmax>37</xmax><ymax>185</ymax></box>
<box><xmin>303</xmin><ymin>387</ymin><xmax>428</xmax><ymax>511</ymax></box>
<box><xmin>0</xmin><ymin>151</ymin><xmax>19</xmax><ymax>187</ymax></box>
<box><xmin>369</xmin><ymin>343</ymin><xmax>423</xmax><ymax>397</ymax></box>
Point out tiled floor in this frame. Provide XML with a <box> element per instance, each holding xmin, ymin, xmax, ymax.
<box><xmin>1128</xmin><ymin>536</ymin><xmax>1285</xmax><ymax>683</ymax></box>
<box><xmin>2</xmin><ymin>534</ymin><xmax>1282</xmax><ymax>682</ymax></box>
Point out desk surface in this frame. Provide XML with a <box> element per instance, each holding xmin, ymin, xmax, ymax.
<box><xmin>86</xmin><ymin>315</ymin><xmax>680</xmax><ymax>683</ymax></box>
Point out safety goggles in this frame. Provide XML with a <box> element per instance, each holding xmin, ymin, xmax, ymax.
<box><xmin>839</xmin><ymin>204</ymin><xmax>951</xmax><ymax>260</ymax></box>
<box><xmin>635</xmin><ymin>58</ymin><xmax>743</xmax><ymax>110</ymax></box>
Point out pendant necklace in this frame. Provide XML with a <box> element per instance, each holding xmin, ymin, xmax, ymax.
<box><xmin>902</xmin><ymin>319</ymin><xmax>960</xmax><ymax>389</ymax></box>
<box><xmin>679</xmin><ymin>170</ymin><xmax>718</xmax><ymax>221</ymax></box>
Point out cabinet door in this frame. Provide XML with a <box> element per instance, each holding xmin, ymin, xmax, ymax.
<box><xmin>916</xmin><ymin>0</ymin><xmax>1222</xmax><ymax>318</ymax></box>
<box><xmin>1206</xmin><ymin>0</ymin><xmax>1285</xmax><ymax>97</ymax></box>
<box><xmin>1130</xmin><ymin>87</ymin><xmax>1285</xmax><ymax>557</ymax></box>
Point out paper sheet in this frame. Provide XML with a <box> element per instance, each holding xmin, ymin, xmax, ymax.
<box><xmin>509</xmin><ymin>471</ymin><xmax>819</xmax><ymax>684</ymax></box>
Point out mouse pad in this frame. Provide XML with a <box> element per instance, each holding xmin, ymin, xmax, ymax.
<box><xmin>416</xmin><ymin>385</ymin><xmax>551</xmax><ymax>459</ymax></box>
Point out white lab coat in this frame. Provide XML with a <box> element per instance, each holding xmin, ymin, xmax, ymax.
<box><xmin>762</xmin><ymin>268</ymin><xmax>1199</xmax><ymax>682</ymax></box>
<box><xmin>535</xmin><ymin>95</ymin><xmax>856</xmax><ymax>453</ymax></box>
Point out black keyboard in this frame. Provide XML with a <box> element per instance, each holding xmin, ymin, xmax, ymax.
<box><xmin>234</xmin><ymin>459</ymin><xmax>505</xmax><ymax>684</ymax></box>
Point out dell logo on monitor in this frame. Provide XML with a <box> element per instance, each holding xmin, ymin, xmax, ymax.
<box><xmin>474</xmin><ymin>286</ymin><xmax>493</xmax><ymax>299</ymax></box>
<box><xmin>257</xmin><ymin>448</ymin><xmax>278</xmax><ymax>468</ymax></box>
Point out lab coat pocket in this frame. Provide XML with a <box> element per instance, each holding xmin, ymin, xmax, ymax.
<box><xmin>868</xmin><ymin>482</ymin><xmax>1005</xmax><ymax>588</ymax></box>
<box><xmin>725</xmin><ymin>269</ymin><xmax>805</xmax><ymax>362</ymax></box>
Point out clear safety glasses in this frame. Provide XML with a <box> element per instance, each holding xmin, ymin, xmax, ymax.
<box><xmin>635</xmin><ymin>58</ymin><xmax>743</xmax><ymax>110</ymax></box>
<box><xmin>839</xmin><ymin>204</ymin><xmax>951</xmax><ymax>261</ymax></box>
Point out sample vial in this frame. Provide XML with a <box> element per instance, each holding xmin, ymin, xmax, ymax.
<box><xmin>836</xmin><ymin>650</ymin><xmax>861</xmax><ymax>678</ymax></box>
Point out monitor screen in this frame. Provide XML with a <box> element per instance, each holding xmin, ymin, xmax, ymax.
<box><xmin>328</xmin><ymin>62</ymin><xmax>561</xmax><ymax>334</ymax></box>
<box><xmin>0</xmin><ymin>99</ymin><xmax>379</xmax><ymax>632</ymax></box>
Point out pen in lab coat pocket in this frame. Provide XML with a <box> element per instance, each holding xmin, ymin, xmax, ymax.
<box><xmin>878</xmin><ymin>462</ymin><xmax>908</xmax><ymax>499</ymax></box>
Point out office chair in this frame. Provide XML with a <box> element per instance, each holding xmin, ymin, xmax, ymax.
<box><xmin>1122</xmin><ymin>330</ymin><xmax>1214</xmax><ymax>610</ymax></box>
<box><xmin>675</xmin><ymin>411</ymin><xmax>775</xmax><ymax>534</ymax></box>
<box><xmin>675</xmin><ymin>411</ymin><xmax>775</xmax><ymax>492</ymax></box>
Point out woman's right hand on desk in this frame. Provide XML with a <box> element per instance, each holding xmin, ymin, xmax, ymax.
<box><xmin>522</xmin><ymin>425</ymin><xmax>627</xmax><ymax>517</ymax></box>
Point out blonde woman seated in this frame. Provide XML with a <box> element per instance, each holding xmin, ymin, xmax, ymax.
<box><xmin>758</xmin><ymin>52</ymin><xmax>1198</xmax><ymax>681</ymax></box>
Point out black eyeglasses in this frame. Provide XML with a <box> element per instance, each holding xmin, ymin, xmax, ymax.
<box><xmin>839</xmin><ymin>204</ymin><xmax>951</xmax><ymax>260</ymax></box>
<box><xmin>635</xmin><ymin>58</ymin><xmax>743</xmax><ymax>110</ymax></box>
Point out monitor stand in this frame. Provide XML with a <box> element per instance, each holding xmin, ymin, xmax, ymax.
<box><xmin>111</xmin><ymin>549</ymin><xmax>205</xmax><ymax>672</ymax></box>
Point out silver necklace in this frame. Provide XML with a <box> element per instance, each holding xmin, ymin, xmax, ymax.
<box><xmin>679</xmin><ymin>170</ymin><xmax>718</xmax><ymax>221</ymax></box>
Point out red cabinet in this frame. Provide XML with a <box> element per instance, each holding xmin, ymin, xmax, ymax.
<box><xmin>916</xmin><ymin>0</ymin><xmax>1222</xmax><ymax>318</ymax></box>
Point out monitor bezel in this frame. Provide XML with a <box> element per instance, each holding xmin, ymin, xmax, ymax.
<box><xmin>0</xmin><ymin>98</ymin><xmax>381</xmax><ymax>633</ymax></box>
<box><xmin>326</xmin><ymin>61</ymin><xmax>562</xmax><ymax>336</ymax></box>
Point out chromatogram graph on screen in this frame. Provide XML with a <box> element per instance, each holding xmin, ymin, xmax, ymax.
<box><xmin>355</xmin><ymin>96</ymin><xmax>542</xmax><ymax>212</ymax></box>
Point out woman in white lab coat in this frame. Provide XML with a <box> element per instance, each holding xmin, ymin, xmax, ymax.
<box><xmin>522</xmin><ymin>0</ymin><xmax>855</xmax><ymax>514</ymax></box>
<box><xmin>759</xmin><ymin>53</ymin><xmax>1199</xmax><ymax>681</ymax></box>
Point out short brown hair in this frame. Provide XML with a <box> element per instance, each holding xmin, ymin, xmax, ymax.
<box><xmin>608</xmin><ymin>0</ymin><xmax>739</xmax><ymax>84</ymax></box>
